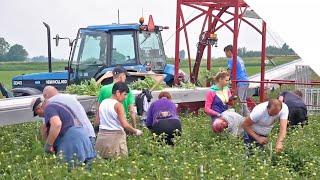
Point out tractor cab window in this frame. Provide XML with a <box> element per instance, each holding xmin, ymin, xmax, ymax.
<box><xmin>73</xmin><ymin>31</ymin><xmax>107</xmax><ymax>65</ymax></box>
<box><xmin>71</xmin><ymin>30</ymin><xmax>108</xmax><ymax>82</ymax></box>
<box><xmin>138</xmin><ymin>31</ymin><xmax>166</xmax><ymax>71</ymax></box>
<box><xmin>111</xmin><ymin>31</ymin><xmax>136</xmax><ymax>65</ymax></box>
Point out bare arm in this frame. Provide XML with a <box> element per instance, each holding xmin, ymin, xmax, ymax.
<box><xmin>94</xmin><ymin>102</ymin><xmax>100</xmax><ymax>127</ymax></box>
<box><xmin>115</xmin><ymin>102</ymin><xmax>137</xmax><ymax>134</ymax></box>
<box><xmin>46</xmin><ymin>116</ymin><xmax>62</xmax><ymax>146</ymax></box>
<box><xmin>242</xmin><ymin>117</ymin><xmax>268</xmax><ymax>144</ymax></box>
<box><xmin>39</xmin><ymin>124</ymin><xmax>48</xmax><ymax>140</ymax></box>
<box><xmin>129</xmin><ymin>104</ymin><xmax>137</xmax><ymax>128</ymax></box>
<box><xmin>275</xmin><ymin>119</ymin><xmax>288</xmax><ymax>152</ymax></box>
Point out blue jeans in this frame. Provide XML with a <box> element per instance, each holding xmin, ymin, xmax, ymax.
<box><xmin>237</xmin><ymin>84</ymin><xmax>250</xmax><ymax>116</ymax></box>
<box><xmin>243</xmin><ymin>131</ymin><xmax>265</xmax><ymax>149</ymax></box>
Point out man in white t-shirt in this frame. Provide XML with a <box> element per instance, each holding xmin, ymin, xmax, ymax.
<box><xmin>242</xmin><ymin>99</ymin><xmax>289</xmax><ymax>153</ymax></box>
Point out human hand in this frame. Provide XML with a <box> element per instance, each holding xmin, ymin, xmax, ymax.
<box><xmin>44</xmin><ymin>143</ymin><xmax>55</xmax><ymax>154</ymax></box>
<box><xmin>135</xmin><ymin>129</ymin><xmax>143</xmax><ymax>136</ymax></box>
<box><xmin>257</xmin><ymin>136</ymin><xmax>268</xmax><ymax>145</ymax></box>
<box><xmin>275</xmin><ymin>141</ymin><xmax>284</xmax><ymax>153</ymax></box>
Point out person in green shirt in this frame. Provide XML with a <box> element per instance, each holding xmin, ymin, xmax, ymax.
<box><xmin>94</xmin><ymin>66</ymin><xmax>137</xmax><ymax>129</ymax></box>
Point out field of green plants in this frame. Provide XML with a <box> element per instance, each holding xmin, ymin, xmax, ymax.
<box><xmin>1</xmin><ymin>57</ymin><xmax>320</xmax><ymax>178</ymax></box>
<box><xmin>0</xmin><ymin>113</ymin><xmax>319</xmax><ymax>179</ymax></box>
<box><xmin>0</xmin><ymin>56</ymin><xmax>300</xmax><ymax>89</ymax></box>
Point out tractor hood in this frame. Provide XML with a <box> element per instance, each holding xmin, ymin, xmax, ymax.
<box><xmin>12</xmin><ymin>71</ymin><xmax>69</xmax><ymax>91</ymax></box>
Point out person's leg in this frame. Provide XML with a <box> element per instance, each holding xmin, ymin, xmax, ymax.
<box><xmin>237</xmin><ymin>85</ymin><xmax>250</xmax><ymax>116</ymax></box>
<box><xmin>152</xmin><ymin>119</ymin><xmax>182</xmax><ymax>146</ymax></box>
<box><xmin>288</xmin><ymin>107</ymin><xmax>306</xmax><ymax>126</ymax></box>
<box><xmin>118</xmin><ymin>131</ymin><xmax>128</xmax><ymax>157</ymax></box>
<box><xmin>243</xmin><ymin>131</ymin><xmax>264</xmax><ymax>156</ymax></box>
<box><xmin>95</xmin><ymin>130</ymin><xmax>125</xmax><ymax>159</ymax></box>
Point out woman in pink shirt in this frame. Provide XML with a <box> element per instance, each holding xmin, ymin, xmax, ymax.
<box><xmin>204</xmin><ymin>71</ymin><xmax>233</xmax><ymax>123</ymax></box>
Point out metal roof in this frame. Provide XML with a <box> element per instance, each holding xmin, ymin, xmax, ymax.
<box><xmin>86</xmin><ymin>23</ymin><xmax>140</xmax><ymax>31</ymax></box>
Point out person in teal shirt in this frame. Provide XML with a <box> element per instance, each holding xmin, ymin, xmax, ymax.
<box><xmin>94</xmin><ymin>66</ymin><xmax>136</xmax><ymax>129</ymax></box>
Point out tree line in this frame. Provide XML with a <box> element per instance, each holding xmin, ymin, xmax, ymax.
<box><xmin>0</xmin><ymin>37</ymin><xmax>28</xmax><ymax>61</ymax></box>
<box><xmin>238</xmin><ymin>43</ymin><xmax>296</xmax><ymax>57</ymax></box>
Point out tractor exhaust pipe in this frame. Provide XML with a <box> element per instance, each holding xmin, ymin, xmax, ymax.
<box><xmin>43</xmin><ymin>22</ymin><xmax>52</xmax><ymax>73</ymax></box>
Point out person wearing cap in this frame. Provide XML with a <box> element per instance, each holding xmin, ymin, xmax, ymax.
<box><xmin>43</xmin><ymin>86</ymin><xmax>96</xmax><ymax>146</ymax></box>
<box><xmin>31</xmin><ymin>97</ymin><xmax>96</xmax><ymax>167</ymax></box>
<box><xmin>242</xmin><ymin>99</ymin><xmax>289</xmax><ymax>153</ymax></box>
<box><xmin>94</xmin><ymin>66</ymin><xmax>137</xmax><ymax>130</ymax></box>
<box><xmin>95</xmin><ymin>82</ymin><xmax>143</xmax><ymax>158</ymax></box>
<box><xmin>211</xmin><ymin>110</ymin><xmax>244</xmax><ymax>137</ymax></box>
<box><xmin>31</xmin><ymin>97</ymin><xmax>47</xmax><ymax>140</ymax></box>
<box><xmin>146</xmin><ymin>91</ymin><xmax>181</xmax><ymax>145</ymax></box>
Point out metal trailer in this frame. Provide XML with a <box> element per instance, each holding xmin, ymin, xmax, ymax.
<box><xmin>0</xmin><ymin>88</ymin><xmax>209</xmax><ymax>126</ymax></box>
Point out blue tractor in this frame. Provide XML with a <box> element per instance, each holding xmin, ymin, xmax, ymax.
<box><xmin>11</xmin><ymin>16</ymin><xmax>177</xmax><ymax>96</ymax></box>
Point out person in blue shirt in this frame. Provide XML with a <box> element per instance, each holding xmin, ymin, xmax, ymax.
<box><xmin>224</xmin><ymin>45</ymin><xmax>250</xmax><ymax>116</ymax></box>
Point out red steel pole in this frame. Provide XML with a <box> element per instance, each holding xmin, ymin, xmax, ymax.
<box><xmin>232</xmin><ymin>1</ymin><xmax>239</xmax><ymax>93</ymax></box>
<box><xmin>174</xmin><ymin>0</ymin><xmax>182</xmax><ymax>84</ymax></box>
<box><xmin>206</xmin><ymin>9</ymin><xmax>213</xmax><ymax>87</ymax></box>
<box><xmin>260</xmin><ymin>21</ymin><xmax>267</xmax><ymax>102</ymax></box>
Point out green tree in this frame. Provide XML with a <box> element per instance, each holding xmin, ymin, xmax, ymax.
<box><xmin>6</xmin><ymin>44</ymin><xmax>28</xmax><ymax>61</ymax></box>
<box><xmin>0</xmin><ymin>37</ymin><xmax>10</xmax><ymax>60</ymax></box>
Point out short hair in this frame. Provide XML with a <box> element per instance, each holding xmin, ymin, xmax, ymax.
<box><xmin>112</xmin><ymin>82</ymin><xmax>129</xmax><ymax>94</ymax></box>
<box><xmin>267</xmin><ymin>99</ymin><xmax>282</xmax><ymax>110</ymax></box>
<box><xmin>158</xmin><ymin>91</ymin><xmax>172</xmax><ymax>99</ymax></box>
<box><xmin>294</xmin><ymin>90</ymin><xmax>303</xmax><ymax>98</ymax></box>
<box><xmin>224</xmin><ymin>45</ymin><xmax>233</xmax><ymax>53</ymax></box>
<box><xmin>213</xmin><ymin>71</ymin><xmax>229</xmax><ymax>83</ymax></box>
<box><xmin>212</xmin><ymin>118</ymin><xmax>227</xmax><ymax>133</ymax></box>
<box><xmin>113</xmin><ymin>73</ymin><xmax>123</xmax><ymax>80</ymax></box>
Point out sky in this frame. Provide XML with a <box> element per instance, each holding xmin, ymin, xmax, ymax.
<box><xmin>0</xmin><ymin>0</ymin><xmax>286</xmax><ymax>60</ymax></box>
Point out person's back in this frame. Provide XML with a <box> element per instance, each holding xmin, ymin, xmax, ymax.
<box><xmin>221</xmin><ymin>111</ymin><xmax>244</xmax><ymax>136</ymax></box>
<box><xmin>44</xmin><ymin>102</ymin><xmax>76</xmax><ymax>136</ymax></box>
<box><xmin>146</xmin><ymin>92</ymin><xmax>181</xmax><ymax>146</ymax></box>
<box><xmin>95</xmin><ymin>82</ymin><xmax>142</xmax><ymax>158</ymax></box>
<box><xmin>146</xmin><ymin>98</ymin><xmax>179</xmax><ymax>128</ymax></box>
<box><xmin>280</xmin><ymin>91</ymin><xmax>306</xmax><ymax>109</ymax></box>
<box><xmin>49</xmin><ymin>94</ymin><xmax>95</xmax><ymax>138</ymax></box>
<box><xmin>279</xmin><ymin>91</ymin><xmax>307</xmax><ymax>126</ymax></box>
<box><xmin>44</xmin><ymin>102</ymin><xmax>96</xmax><ymax>164</ymax></box>
<box><xmin>227</xmin><ymin>56</ymin><xmax>249</xmax><ymax>83</ymax></box>
<box><xmin>99</xmin><ymin>98</ymin><xmax>123</xmax><ymax>131</ymax></box>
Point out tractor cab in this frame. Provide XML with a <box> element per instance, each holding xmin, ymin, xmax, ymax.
<box><xmin>68</xmin><ymin>17</ymin><xmax>168</xmax><ymax>85</ymax></box>
<box><xmin>11</xmin><ymin>16</ymin><xmax>173</xmax><ymax>96</ymax></box>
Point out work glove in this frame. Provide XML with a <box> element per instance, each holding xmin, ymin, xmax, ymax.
<box><xmin>44</xmin><ymin>143</ymin><xmax>55</xmax><ymax>154</ymax></box>
<box><xmin>135</xmin><ymin>129</ymin><xmax>143</xmax><ymax>136</ymax></box>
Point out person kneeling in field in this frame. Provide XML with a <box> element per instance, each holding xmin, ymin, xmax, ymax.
<box><xmin>211</xmin><ymin>110</ymin><xmax>245</xmax><ymax>136</ymax></box>
<box><xmin>278</xmin><ymin>90</ymin><xmax>308</xmax><ymax>126</ymax></box>
<box><xmin>95</xmin><ymin>82</ymin><xmax>143</xmax><ymax>159</ymax></box>
<box><xmin>242</xmin><ymin>99</ymin><xmax>289</xmax><ymax>153</ymax></box>
<box><xmin>146</xmin><ymin>91</ymin><xmax>182</xmax><ymax>146</ymax></box>
<box><xmin>31</xmin><ymin>97</ymin><xmax>96</xmax><ymax>168</ymax></box>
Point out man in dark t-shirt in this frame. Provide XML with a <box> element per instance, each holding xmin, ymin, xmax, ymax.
<box><xmin>279</xmin><ymin>90</ymin><xmax>308</xmax><ymax>126</ymax></box>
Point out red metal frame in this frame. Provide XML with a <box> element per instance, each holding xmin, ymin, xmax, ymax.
<box><xmin>174</xmin><ymin>0</ymin><xmax>268</xmax><ymax>102</ymax></box>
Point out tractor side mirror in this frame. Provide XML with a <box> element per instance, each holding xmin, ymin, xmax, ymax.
<box><xmin>54</xmin><ymin>34</ymin><xmax>60</xmax><ymax>46</ymax></box>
